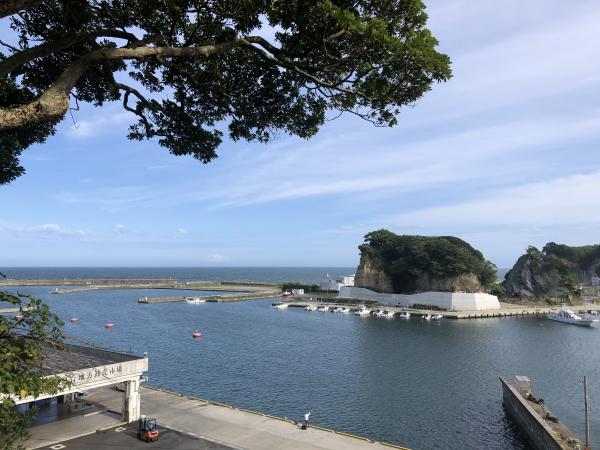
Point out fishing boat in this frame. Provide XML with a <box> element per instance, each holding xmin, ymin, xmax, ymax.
<box><xmin>382</xmin><ymin>310</ymin><xmax>395</xmax><ymax>318</ymax></box>
<box><xmin>431</xmin><ymin>314</ymin><xmax>444</xmax><ymax>321</ymax></box>
<box><xmin>546</xmin><ymin>309</ymin><xmax>597</xmax><ymax>327</ymax></box>
<box><xmin>186</xmin><ymin>297</ymin><xmax>206</xmax><ymax>304</ymax></box>
<box><xmin>273</xmin><ymin>302</ymin><xmax>289</xmax><ymax>309</ymax></box>
<box><xmin>105</xmin><ymin>323</ymin><xmax>114</xmax><ymax>329</ymax></box>
<box><xmin>354</xmin><ymin>305</ymin><xmax>371</xmax><ymax>315</ymax></box>
<box><xmin>422</xmin><ymin>313</ymin><xmax>432</xmax><ymax>321</ymax></box>
<box><xmin>70</xmin><ymin>317</ymin><xmax>79</xmax><ymax>323</ymax></box>
<box><xmin>192</xmin><ymin>330</ymin><xmax>203</xmax><ymax>338</ymax></box>
<box><xmin>305</xmin><ymin>305</ymin><xmax>318</xmax><ymax>311</ymax></box>
<box><xmin>372</xmin><ymin>309</ymin><xmax>385</xmax><ymax>317</ymax></box>
<box><xmin>398</xmin><ymin>311</ymin><xmax>411</xmax><ymax>319</ymax></box>
<box><xmin>317</xmin><ymin>306</ymin><xmax>330</xmax><ymax>312</ymax></box>
<box><xmin>334</xmin><ymin>306</ymin><xmax>352</xmax><ymax>313</ymax></box>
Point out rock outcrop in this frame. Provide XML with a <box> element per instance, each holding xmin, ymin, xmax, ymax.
<box><xmin>354</xmin><ymin>229</ymin><xmax>496</xmax><ymax>294</ymax></box>
<box><xmin>504</xmin><ymin>243</ymin><xmax>600</xmax><ymax>300</ymax></box>
<box><xmin>354</xmin><ymin>251</ymin><xmax>394</xmax><ymax>293</ymax></box>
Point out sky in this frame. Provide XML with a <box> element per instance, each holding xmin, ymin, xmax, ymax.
<box><xmin>2</xmin><ymin>0</ymin><xmax>600</xmax><ymax>268</ymax></box>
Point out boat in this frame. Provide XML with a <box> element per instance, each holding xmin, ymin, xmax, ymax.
<box><xmin>15</xmin><ymin>314</ymin><xmax>23</xmax><ymax>321</ymax></box>
<box><xmin>422</xmin><ymin>313</ymin><xmax>432</xmax><ymax>321</ymax></box>
<box><xmin>305</xmin><ymin>305</ymin><xmax>318</xmax><ymax>311</ymax></box>
<box><xmin>70</xmin><ymin>317</ymin><xmax>79</xmax><ymax>323</ymax></box>
<box><xmin>273</xmin><ymin>302</ymin><xmax>289</xmax><ymax>309</ymax></box>
<box><xmin>546</xmin><ymin>309</ymin><xmax>597</xmax><ymax>327</ymax></box>
<box><xmin>317</xmin><ymin>306</ymin><xmax>330</xmax><ymax>312</ymax></box>
<box><xmin>372</xmin><ymin>309</ymin><xmax>385</xmax><ymax>317</ymax></box>
<box><xmin>105</xmin><ymin>323</ymin><xmax>114</xmax><ymax>329</ymax></box>
<box><xmin>431</xmin><ymin>313</ymin><xmax>444</xmax><ymax>321</ymax></box>
<box><xmin>398</xmin><ymin>311</ymin><xmax>411</xmax><ymax>319</ymax></box>
<box><xmin>281</xmin><ymin>291</ymin><xmax>292</xmax><ymax>297</ymax></box>
<box><xmin>354</xmin><ymin>305</ymin><xmax>371</xmax><ymax>316</ymax></box>
<box><xmin>186</xmin><ymin>297</ymin><xmax>206</xmax><ymax>304</ymax></box>
<box><xmin>192</xmin><ymin>330</ymin><xmax>203</xmax><ymax>338</ymax></box>
<box><xmin>382</xmin><ymin>310</ymin><xmax>395</xmax><ymax>318</ymax></box>
<box><xmin>334</xmin><ymin>306</ymin><xmax>352</xmax><ymax>313</ymax></box>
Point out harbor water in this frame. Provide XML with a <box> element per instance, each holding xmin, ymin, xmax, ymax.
<box><xmin>2</xmin><ymin>268</ymin><xmax>598</xmax><ymax>450</ymax></box>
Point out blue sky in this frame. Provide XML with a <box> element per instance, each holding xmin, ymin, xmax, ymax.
<box><xmin>2</xmin><ymin>0</ymin><xmax>600</xmax><ymax>268</ymax></box>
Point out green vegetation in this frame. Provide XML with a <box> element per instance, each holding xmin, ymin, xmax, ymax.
<box><xmin>489</xmin><ymin>282</ymin><xmax>506</xmax><ymax>298</ymax></box>
<box><xmin>360</xmin><ymin>229</ymin><xmax>496</xmax><ymax>294</ymax></box>
<box><xmin>543</xmin><ymin>242</ymin><xmax>600</xmax><ymax>276</ymax></box>
<box><xmin>0</xmin><ymin>0</ymin><xmax>450</xmax><ymax>185</ymax></box>
<box><xmin>0</xmin><ymin>275</ymin><xmax>68</xmax><ymax>450</ymax></box>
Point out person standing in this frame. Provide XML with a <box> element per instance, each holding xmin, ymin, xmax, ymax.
<box><xmin>304</xmin><ymin>411</ymin><xmax>311</xmax><ymax>429</ymax></box>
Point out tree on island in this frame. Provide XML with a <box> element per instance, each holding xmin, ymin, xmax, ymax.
<box><xmin>0</xmin><ymin>0</ymin><xmax>451</xmax><ymax>184</ymax></box>
<box><xmin>0</xmin><ymin>1</ymin><xmax>451</xmax><ymax>447</ymax></box>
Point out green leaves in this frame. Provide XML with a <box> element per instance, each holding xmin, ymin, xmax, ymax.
<box><xmin>0</xmin><ymin>290</ymin><xmax>67</xmax><ymax>449</ymax></box>
<box><xmin>0</xmin><ymin>0</ymin><xmax>451</xmax><ymax>184</ymax></box>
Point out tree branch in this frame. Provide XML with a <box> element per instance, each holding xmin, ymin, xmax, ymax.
<box><xmin>0</xmin><ymin>29</ymin><xmax>140</xmax><ymax>76</ymax></box>
<box><xmin>0</xmin><ymin>0</ymin><xmax>42</xmax><ymax>18</ymax></box>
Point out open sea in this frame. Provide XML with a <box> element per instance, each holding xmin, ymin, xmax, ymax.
<box><xmin>2</xmin><ymin>267</ymin><xmax>597</xmax><ymax>450</ymax></box>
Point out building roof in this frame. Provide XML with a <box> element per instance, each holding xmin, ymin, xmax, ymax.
<box><xmin>42</xmin><ymin>343</ymin><xmax>143</xmax><ymax>376</ymax></box>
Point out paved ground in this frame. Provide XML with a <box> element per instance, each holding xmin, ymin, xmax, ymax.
<box><xmin>34</xmin><ymin>423</ymin><xmax>234</xmax><ymax>450</ymax></box>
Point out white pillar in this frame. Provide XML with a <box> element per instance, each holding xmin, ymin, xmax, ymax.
<box><xmin>123</xmin><ymin>378</ymin><xmax>141</xmax><ymax>423</ymax></box>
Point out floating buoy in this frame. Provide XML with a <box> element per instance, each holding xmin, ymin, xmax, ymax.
<box><xmin>105</xmin><ymin>323</ymin><xmax>114</xmax><ymax>329</ymax></box>
<box><xmin>70</xmin><ymin>317</ymin><xmax>79</xmax><ymax>323</ymax></box>
<box><xmin>192</xmin><ymin>330</ymin><xmax>202</xmax><ymax>338</ymax></box>
<box><xmin>15</xmin><ymin>315</ymin><xmax>23</xmax><ymax>321</ymax></box>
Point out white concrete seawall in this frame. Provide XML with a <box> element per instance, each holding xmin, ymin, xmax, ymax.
<box><xmin>339</xmin><ymin>287</ymin><xmax>500</xmax><ymax>311</ymax></box>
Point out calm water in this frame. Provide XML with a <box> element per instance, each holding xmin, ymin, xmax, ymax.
<box><xmin>2</xmin><ymin>268</ymin><xmax>597</xmax><ymax>450</ymax></box>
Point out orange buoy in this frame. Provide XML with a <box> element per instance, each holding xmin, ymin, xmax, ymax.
<box><xmin>70</xmin><ymin>317</ymin><xmax>79</xmax><ymax>323</ymax></box>
<box><xmin>105</xmin><ymin>323</ymin><xmax>114</xmax><ymax>329</ymax></box>
<box><xmin>192</xmin><ymin>330</ymin><xmax>202</xmax><ymax>338</ymax></box>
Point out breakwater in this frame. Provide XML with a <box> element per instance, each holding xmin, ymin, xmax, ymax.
<box><xmin>139</xmin><ymin>292</ymin><xmax>281</xmax><ymax>304</ymax></box>
<box><xmin>500</xmin><ymin>377</ymin><xmax>581</xmax><ymax>450</ymax></box>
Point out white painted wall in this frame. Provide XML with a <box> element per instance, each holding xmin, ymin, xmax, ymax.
<box><xmin>339</xmin><ymin>286</ymin><xmax>500</xmax><ymax>311</ymax></box>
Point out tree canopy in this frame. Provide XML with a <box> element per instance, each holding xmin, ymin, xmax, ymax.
<box><xmin>0</xmin><ymin>0</ymin><xmax>451</xmax><ymax>184</ymax></box>
<box><xmin>360</xmin><ymin>229</ymin><xmax>497</xmax><ymax>293</ymax></box>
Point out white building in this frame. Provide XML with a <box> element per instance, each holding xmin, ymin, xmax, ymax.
<box><xmin>291</xmin><ymin>288</ymin><xmax>304</xmax><ymax>295</ymax></box>
<box><xmin>339</xmin><ymin>286</ymin><xmax>500</xmax><ymax>311</ymax></box>
<box><xmin>320</xmin><ymin>274</ymin><xmax>355</xmax><ymax>292</ymax></box>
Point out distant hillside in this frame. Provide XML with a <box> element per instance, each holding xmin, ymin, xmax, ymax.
<box><xmin>504</xmin><ymin>242</ymin><xmax>600</xmax><ymax>301</ymax></box>
<box><xmin>355</xmin><ymin>229</ymin><xmax>497</xmax><ymax>294</ymax></box>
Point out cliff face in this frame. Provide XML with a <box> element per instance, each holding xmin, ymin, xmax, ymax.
<box><xmin>504</xmin><ymin>243</ymin><xmax>600</xmax><ymax>300</ymax></box>
<box><xmin>354</xmin><ymin>251</ymin><xmax>394</xmax><ymax>293</ymax></box>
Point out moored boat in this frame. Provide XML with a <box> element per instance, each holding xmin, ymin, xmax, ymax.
<box><xmin>273</xmin><ymin>302</ymin><xmax>289</xmax><ymax>309</ymax></box>
<box><xmin>431</xmin><ymin>313</ymin><xmax>444</xmax><ymax>321</ymax></box>
<box><xmin>317</xmin><ymin>306</ymin><xmax>330</xmax><ymax>312</ymax></box>
<box><xmin>398</xmin><ymin>311</ymin><xmax>411</xmax><ymax>319</ymax></box>
<box><xmin>186</xmin><ymin>297</ymin><xmax>206</xmax><ymax>304</ymax></box>
<box><xmin>382</xmin><ymin>310</ymin><xmax>395</xmax><ymax>318</ymax></box>
<box><xmin>305</xmin><ymin>304</ymin><xmax>318</xmax><ymax>311</ymax></box>
<box><xmin>422</xmin><ymin>313</ymin><xmax>432</xmax><ymax>321</ymax></box>
<box><xmin>354</xmin><ymin>305</ymin><xmax>371</xmax><ymax>315</ymax></box>
<box><xmin>546</xmin><ymin>309</ymin><xmax>597</xmax><ymax>327</ymax></box>
<box><xmin>334</xmin><ymin>306</ymin><xmax>352</xmax><ymax>313</ymax></box>
<box><xmin>372</xmin><ymin>309</ymin><xmax>385</xmax><ymax>317</ymax></box>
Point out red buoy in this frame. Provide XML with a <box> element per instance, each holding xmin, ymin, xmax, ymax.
<box><xmin>70</xmin><ymin>317</ymin><xmax>79</xmax><ymax>324</ymax></box>
<box><xmin>192</xmin><ymin>330</ymin><xmax>202</xmax><ymax>338</ymax></box>
<box><xmin>105</xmin><ymin>323</ymin><xmax>114</xmax><ymax>329</ymax></box>
<box><xmin>15</xmin><ymin>315</ymin><xmax>23</xmax><ymax>321</ymax></box>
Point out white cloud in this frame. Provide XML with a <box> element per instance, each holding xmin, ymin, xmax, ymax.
<box><xmin>207</xmin><ymin>253</ymin><xmax>226</xmax><ymax>262</ymax></box>
<box><xmin>114</xmin><ymin>224</ymin><xmax>128</xmax><ymax>236</ymax></box>
<box><xmin>65</xmin><ymin>111</ymin><xmax>132</xmax><ymax>139</ymax></box>
<box><xmin>0</xmin><ymin>223</ymin><xmax>87</xmax><ymax>239</ymax></box>
<box><xmin>176</xmin><ymin>228</ymin><xmax>188</xmax><ymax>235</ymax></box>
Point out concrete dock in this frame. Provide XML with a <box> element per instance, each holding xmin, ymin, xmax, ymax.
<box><xmin>500</xmin><ymin>377</ymin><xmax>581</xmax><ymax>450</ymax></box>
<box><xmin>138</xmin><ymin>292</ymin><xmax>281</xmax><ymax>304</ymax></box>
<box><xmin>40</xmin><ymin>386</ymin><xmax>410</xmax><ymax>450</ymax></box>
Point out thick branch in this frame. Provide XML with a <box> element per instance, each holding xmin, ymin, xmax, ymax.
<box><xmin>0</xmin><ymin>0</ymin><xmax>42</xmax><ymax>18</ymax></box>
<box><xmin>0</xmin><ymin>30</ymin><xmax>140</xmax><ymax>76</ymax></box>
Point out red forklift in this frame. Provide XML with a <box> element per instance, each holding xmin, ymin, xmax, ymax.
<box><xmin>137</xmin><ymin>416</ymin><xmax>159</xmax><ymax>442</ymax></box>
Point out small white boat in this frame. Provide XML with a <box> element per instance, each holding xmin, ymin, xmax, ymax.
<box><xmin>317</xmin><ymin>306</ymin><xmax>330</xmax><ymax>312</ymax></box>
<box><xmin>354</xmin><ymin>305</ymin><xmax>371</xmax><ymax>316</ymax></box>
<box><xmin>372</xmin><ymin>309</ymin><xmax>385</xmax><ymax>317</ymax></box>
<box><xmin>422</xmin><ymin>313</ymin><xmax>432</xmax><ymax>321</ymax></box>
<box><xmin>305</xmin><ymin>305</ymin><xmax>318</xmax><ymax>311</ymax></box>
<box><xmin>273</xmin><ymin>302</ymin><xmax>289</xmax><ymax>309</ymax></box>
<box><xmin>186</xmin><ymin>297</ymin><xmax>206</xmax><ymax>304</ymax></box>
<box><xmin>431</xmin><ymin>313</ymin><xmax>444</xmax><ymax>321</ymax></box>
<box><xmin>398</xmin><ymin>311</ymin><xmax>411</xmax><ymax>319</ymax></box>
<box><xmin>382</xmin><ymin>310</ymin><xmax>395</xmax><ymax>318</ymax></box>
<box><xmin>334</xmin><ymin>306</ymin><xmax>352</xmax><ymax>313</ymax></box>
<box><xmin>546</xmin><ymin>309</ymin><xmax>597</xmax><ymax>326</ymax></box>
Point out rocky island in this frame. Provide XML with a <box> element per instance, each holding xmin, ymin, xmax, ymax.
<box><xmin>341</xmin><ymin>230</ymin><xmax>500</xmax><ymax>311</ymax></box>
<box><xmin>504</xmin><ymin>242</ymin><xmax>600</xmax><ymax>302</ymax></box>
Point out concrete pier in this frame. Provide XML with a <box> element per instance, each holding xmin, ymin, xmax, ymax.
<box><xmin>500</xmin><ymin>377</ymin><xmax>581</xmax><ymax>450</ymax></box>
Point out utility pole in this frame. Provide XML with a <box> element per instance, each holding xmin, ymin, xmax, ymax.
<box><xmin>584</xmin><ymin>376</ymin><xmax>592</xmax><ymax>450</ymax></box>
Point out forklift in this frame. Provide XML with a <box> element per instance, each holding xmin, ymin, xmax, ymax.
<box><xmin>137</xmin><ymin>416</ymin><xmax>159</xmax><ymax>442</ymax></box>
